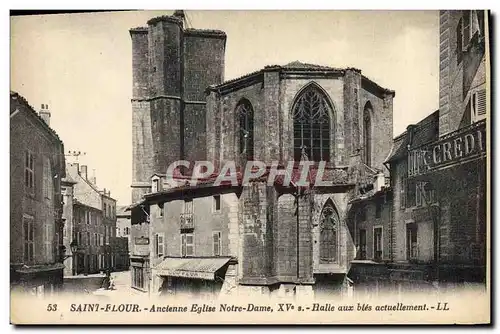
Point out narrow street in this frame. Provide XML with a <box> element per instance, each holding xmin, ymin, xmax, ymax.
<box><xmin>91</xmin><ymin>270</ymin><xmax>146</xmax><ymax>298</ymax></box>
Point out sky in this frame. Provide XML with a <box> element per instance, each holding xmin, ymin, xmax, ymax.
<box><xmin>10</xmin><ymin>10</ymin><xmax>440</xmax><ymax>205</ymax></box>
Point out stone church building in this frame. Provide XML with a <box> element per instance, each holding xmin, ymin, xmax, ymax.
<box><xmin>128</xmin><ymin>11</ymin><xmax>395</xmax><ymax>298</ymax></box>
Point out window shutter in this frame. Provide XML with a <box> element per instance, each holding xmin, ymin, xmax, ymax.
<box><xmin>158</xmin><ymin>234</ymin><xmax>164</xmax><ymax>257</ymax></box>
<box><xmin>477</xmin><ymin>89</ymin><xmax>486</xmax><ymax>115</ymax></box>
<box><xmin>213</xmin><ymin>232</ymin><xmax>220</xmax><ymax>256</ymax></box>
<box><xmin>186</xmin><ymin>234</ymin><xmax>194</xmax><ymax>256</ymax></box>
<box><xmin>181</xmin><ymin>234</ymin><xmax>186</xmax><ymax>257</ymax></box>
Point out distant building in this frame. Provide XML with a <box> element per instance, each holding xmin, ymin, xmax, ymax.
<box><xmin>116</xmin><ymin>205</ymin><xmax>131</xmax><ymax>250</ymax></box>
<box><xmin>61</xmin><ymin>174</ymin><xmax>77</xmax><ymax>276</ymax></box>
<box><xmin>401</xmin><ymin>10</ymin><xmax>487</xmax><ymax>287</ymax></box>
<box><xmin>10</xmin><ymin>92</ymin><xmax>66</xmax><ymax>296</ymax></box>
<box><xmin>115</xmin><ymin>205</ymin><xmax>131</xmax><ymax>271</ymax></box>
<box><xmin>65</xmin><ymin>163</ymin><xmax>118</xmax><ymax>275</ymax></box>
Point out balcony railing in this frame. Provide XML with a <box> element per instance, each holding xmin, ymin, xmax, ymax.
<box><xmin>180</xmin><ymin>213</ymin><xmax>194</xmax><ymax>230</ymax></box>
<box><xmin>408</xmin><ymin>119</ymin><xmax>486</xmax><ymax>178</ymax></box>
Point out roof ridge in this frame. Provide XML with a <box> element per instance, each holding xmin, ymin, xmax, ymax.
<box><xmin>10</xmin><ymin>91</ymin><xmax>63</xmax><ymax>143</ymax></box>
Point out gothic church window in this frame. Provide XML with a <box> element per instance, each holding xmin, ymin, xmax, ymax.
<box><xmin>292</xmin><ymin>84</ymin><xmax>332</xmax><ymax>162</ymax></box>
<box><xmin>319</xmin><ymin>201</ymin><xmax>339</xmax><ymax>264</ymax></box>
<box><xmin>236</xmin><ymin>99</ymin><xmax>254</xmax><ymax>161</ymax></box>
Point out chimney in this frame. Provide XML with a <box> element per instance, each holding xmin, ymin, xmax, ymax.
<box><xmin>39</xmin><ymin>104</ymin><xmax>51</xmax><ymax>126</ymax></box>
<box><xmin>80</xmin><ymin>165</ymin><xmax>88</xmax><ymax>180</ymax></box>
<box><xmin>71</xmin><ymin>162</ymin><xmax>79</xmax><ymax>174</ymax></box>
<box><xmin>91</xmin><ymin>169</ymin><xmax>97</xmax><ymax>185</ymax></box>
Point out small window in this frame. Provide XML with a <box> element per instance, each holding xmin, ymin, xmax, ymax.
<box><xmin>23</xmin><ymin>215</ymin><xmax>35</xmax><ymax>264</ymax></box>
<box><xmin>155</xmin><ymin>233</ymin><xmax>164</xmax><ymax>257</ymax></box>
<box><xmin>181</xmin><ymin>233</ymin><xmax>194</xmax><ymax>257</ymax></box>
<box><xmin>462</xmin><ymin>10</ymin><xmax>471</xmax><ymax>49</ymax></box>
<box><xmin>152</xmin><ymin>179</ymin><xmax>160</xmax><ymax>193</ymax></box>
<box><xmin>406</xmin><ymin>179</ymin><xmax>416</xmax><ymax>208</ymax></box>
<box><xmin>25</xmin><ymin>151</ymin><xmax>35</xmax><ymax>192</ymax></box>
<box><xmin>375</xmin><ymin>201</ymin><xmax>382</xmax><ymax>219</ymax></box>
<box><xmin>358</xmin><ymin>229</ymin><xmax>367</xmax><ymax>260</ymax></box>
<box><xmin>158</xmin><ymin>204</ymin><xmax>164</xmax><ymax>218</ymax></box>
<box><xmin>184</xmin><ymin>199</ymin><xmax>193</xmax><ymax>214</ymax></box>
<box><xmin>416</xmin><ymin>182</ymin><xmax>424</xmax><ymax>207</ymax></box>
<box><xmin>406</xmin><ymin>223</ymin><xmax>418</xmax><ymax>260</ymax></box>
<box><xmin>400</xmin><ymin>176</ymin><xmax>407</xmax><ymax>209</ymax></box>
<box><xmin>43</xmin><ymin>157</ymin><xmax>53</xmax><ymax>200</ymax></box>
<box><xmin>213</xmin><ymin>195</ymin><xmax>221</xmax><ymax>212</ymax></box>
<box><xmin>358</xmin><ymin>205</ymin><xmax>367</xmax><ymax>222</ymax></box>
<box><xmin>87</xmin><ymin>232</ymin><xmax>91</xmax><ymax>246</ymax></box>
<box><xmin>212</xmin><ymin>231</ymin><xmax>222</xmax><ymax>256</ymax></box>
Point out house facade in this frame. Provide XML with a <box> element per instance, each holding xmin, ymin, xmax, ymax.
<box><xmin>349</xmin><ymin>10</ymin><xmax>489</xmax><ymax>294</ymax></box>
<box><xmin>403</xmin><ymin>10</ymin><xmax>488</xmax><ymax>287</ymax></box>
<box><xmin>10</xmin><ymin>92</ymin><xmax>66</xmax><ymax>296</ymax></box>
<box><xmin>65</xmin><ymin>163</ymin><xmax>118</xmax><ymax>275</ymax></box>
<box><xmin>61</xmin><ymin>175</ymin><xmax>77</xmax><ymax>276</ymax></box>
<box><xmin>115</xmin><ymin>205</ymin><xmax>132</xmax><ymax>271</ymax></box>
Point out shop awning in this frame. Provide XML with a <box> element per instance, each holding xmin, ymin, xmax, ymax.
<box><xmin>155</xmin><ymin>257</ymin><xmax>233</xmax><ymax>280</ymax></box>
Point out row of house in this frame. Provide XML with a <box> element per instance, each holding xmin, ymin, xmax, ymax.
<box><xmin>348</xmin><ymin>9</ymin><xmax>488</xmax><ymax>295</ymax></box>
<box><xmin>125</xmin><ymin>10</ymin><xmax>488</xmax><ymax>299</ymax></box>
<box><xmin>10</xmin><ymin>92</ymin><xmax>128</xmax><ymax>296</ymax></box>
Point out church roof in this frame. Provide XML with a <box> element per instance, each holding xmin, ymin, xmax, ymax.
<box><xmin>207</xmin><ymin>61</ymin><xmax>394</xmax><ymax>97</ymax></box>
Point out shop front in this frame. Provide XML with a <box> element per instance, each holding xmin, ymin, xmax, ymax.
<box><xmin>408</xmin><ymin>119</ymin><xmax>487</xmax><ymax>286</ymax></box>
<box><xmin>130</xmin><ymin>255</ymin><xmax>150</xmax><ymax>292</ymax></box>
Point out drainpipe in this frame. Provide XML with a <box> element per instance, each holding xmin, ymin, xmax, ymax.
<box><xmin>421</xmin><ymin>182</ymin><xmax>439</xmax><ymax>283</ymax></box>
<box><xmin>296</xmin><ymin>190</ymin><xmax>300</xmax><ymax>281</ymax></box>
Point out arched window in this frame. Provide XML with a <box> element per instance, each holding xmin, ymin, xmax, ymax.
<box><xmin>319</xmin><ymin>201</ymin><xmax>339</xmax><ymax>264</ymax></box>
<box><xmin>236</xmin><ymin>99</ymin><xmax>254</xmax><ymax>161</ymax></box>
<box><xmin>363</xmin><ymin>102</ymin><xmax>372</xmax><ymax>167</ymax></box>
<box><xmin>292</xmin><ymin>84</ymin><xmax>332</xmax><ymax>162</ymax></box>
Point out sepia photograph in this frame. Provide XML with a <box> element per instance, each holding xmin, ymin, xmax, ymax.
<box><xmin>9</xmin><ymin>8</ymin><xmax>490</xmax><ymax>325</ymax></box>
